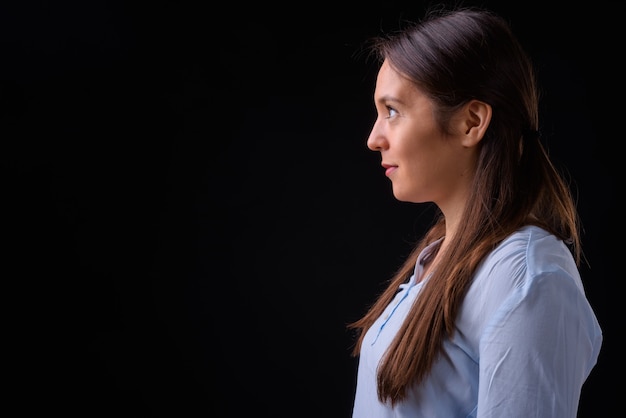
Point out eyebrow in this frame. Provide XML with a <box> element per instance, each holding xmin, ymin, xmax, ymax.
<box><xmin>376</xmin><ymin>95</ymin><xmax>406</xmax><ymax>106</ymax></box>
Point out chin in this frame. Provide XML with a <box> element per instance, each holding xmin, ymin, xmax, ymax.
<box><xmin>392</xmin><ymin>189</ymin><xmax>425</xmax><ymax>204</ymax></box>
<box><xmin>391</xmin><ymin>190</ymin><xmax>411</xmax><ymax>202</ymax></box>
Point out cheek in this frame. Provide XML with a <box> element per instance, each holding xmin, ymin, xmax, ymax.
<box><xmin>400</xmin><ymin>142</ymin><xmax>446</xmax><ymax>187</ymax></box>
<box><xmin>400</xmin><ymin>139</ymin><xmax>434</xmax><ymax>167</ymax></box>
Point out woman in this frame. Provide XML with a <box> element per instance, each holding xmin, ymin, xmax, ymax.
<box><xmin>349</xmin><ymin>6</ymin><xmax>602</xmax><ymax>417</ymax></box>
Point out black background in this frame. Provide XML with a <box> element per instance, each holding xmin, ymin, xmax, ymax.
<box><xmin>3</xmin><ymin>1</ymin><xmax>619</xmax><ymax>416</ymax></box>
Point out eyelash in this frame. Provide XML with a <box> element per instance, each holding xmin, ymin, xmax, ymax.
<box><xmin>385</xmin><ymin>106</ymin><xmax>398</xmax><ymax>119</ymax></box>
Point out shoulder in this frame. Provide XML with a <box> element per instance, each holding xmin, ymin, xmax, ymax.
<box><xmin>465</xmin><ymin>225</ymin><xmax>583</xmax><ymax>311</ymax></box>
<box><xmin>488</xmin><ymin>225</ymin><xmax>579</xmax><ymax>284</ymax></box>
<box><xmin>456</xmin><ymin>225</ymin><xmax>589</xmax><ymax>343</ymax></box>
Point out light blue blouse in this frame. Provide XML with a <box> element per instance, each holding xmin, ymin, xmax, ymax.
<box><xmin>352</xmin><ymin>225</ymin><xmax>602</xmax><ymax>418</ymax></box>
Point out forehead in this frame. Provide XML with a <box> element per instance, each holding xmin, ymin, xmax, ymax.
<box><xmin>374</xmin><ymin>60</ymin><xmax>424</xmax><ymax>103</ymax></box>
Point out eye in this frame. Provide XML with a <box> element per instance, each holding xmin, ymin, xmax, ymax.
<box><xmin>385</xmin><ymin>106</ymin><xmax>398</xmax><ymax>119</ymax></box>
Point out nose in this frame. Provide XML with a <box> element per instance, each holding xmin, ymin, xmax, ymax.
<box><xmin>366</xmin><ymin>120</ymin><xmax>387</xmax><ymax>152</ymax></box>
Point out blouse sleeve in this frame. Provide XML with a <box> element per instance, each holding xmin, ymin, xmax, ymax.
<box><xmin>476</xmin><ymin>268</ymin><xmax>603</xmax><ymax>418</ymax></box>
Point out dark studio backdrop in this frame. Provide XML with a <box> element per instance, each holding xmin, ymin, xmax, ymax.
<box><xmin>3</xmin><ymin>0</ymin><xmax>619</xmax><ymax>416</ymax></box>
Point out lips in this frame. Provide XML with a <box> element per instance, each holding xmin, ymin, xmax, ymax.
<box><xmin>382</xmin><ymin>163</ymin><xmax>397</xmax><ymax>177</ymax></box>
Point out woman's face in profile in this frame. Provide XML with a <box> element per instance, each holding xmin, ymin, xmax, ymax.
<box><xmin>367</xmin><ymin>60</ymin><xmax>477</xmax><ymax>208</ymax></box>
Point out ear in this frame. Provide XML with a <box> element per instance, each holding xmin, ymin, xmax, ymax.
<box><xmin>459</xmin><ymin>99</ymin><xmax>492</xmax><ymax>147</ymax></box>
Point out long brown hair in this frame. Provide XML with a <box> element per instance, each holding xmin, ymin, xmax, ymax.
<box><xmin>348</xmin><ymin>6</ymin><xmax>581</xmax><ymax>406</ymax></box>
